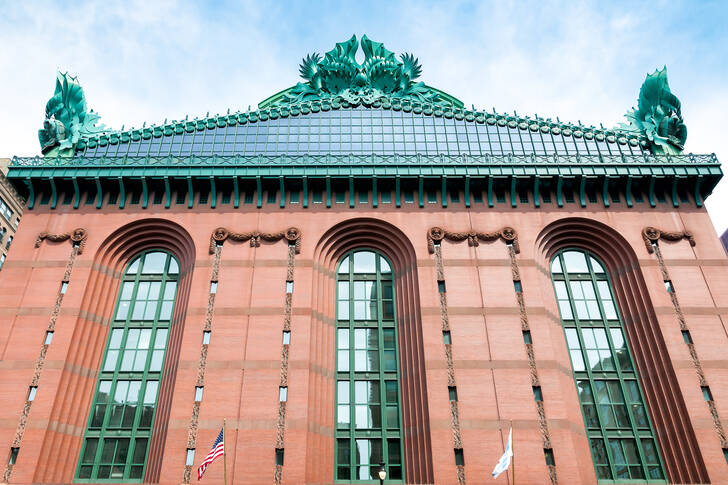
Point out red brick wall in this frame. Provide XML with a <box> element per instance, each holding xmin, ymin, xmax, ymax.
<box><xmin>1</xmin><ymin>198</ymin><xmax>727</xmax><ymax>485</ymax></box>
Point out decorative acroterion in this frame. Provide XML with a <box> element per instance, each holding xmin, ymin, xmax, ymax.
<box><xmin>38</xmin><ymin>71</ymin><xmax>108</xmax><ymax>157</ymax></box>
<box><xmin>619</xmin><ymin>67</ymin><xmax>687</xmax><ymax>154</ymax></box>
<box><xmin>259</xmin><ymin>34</ymin><xmax>463</xmax><ymax>108</ymax></box>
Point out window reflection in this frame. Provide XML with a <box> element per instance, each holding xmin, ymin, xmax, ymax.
<box><xmin>550</xmin><ymin>249</ymin><xmax>664</xmax><ymax>481</ymax></box>
<box><xmin>336</xmin><ymin>250</ymin><xmax>403</xmax><ymax>482</ymax></box>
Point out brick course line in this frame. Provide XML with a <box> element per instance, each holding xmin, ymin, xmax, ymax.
<box><xmin>2</xmin><ymin>239</ymin><xmax>81</xmax><ymax>483</ymax></box>
<box><xmin>506</xmin><ymin>243</ymin><xmax>558</xmax><ymax>484</ymax></box>
<box><xmin>428</xmin><ymin>226</ymin><xmax>558</xmax><ymax>485</ymax></box>
<box><xmin>642</xmin><ymin>227</ymin><xmax>728</xmax><ymax>448</ymax></box>
<box><xmin>182</xmin><ymin>227</ymin><xmax>301</xmax><ymax>484</ymax></box>
<box><xmin>431</xmin><ymin>243</ymin><xmax>465</xmax><ymax>485</ymax></box>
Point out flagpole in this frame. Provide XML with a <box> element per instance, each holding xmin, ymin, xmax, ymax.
<box><xmin>223</xmin><ymin>419</ymin><xmax>228</xmax><ymax>485</ymax></box>
<box><xmin>510</xmin><ymin>420</ymin><xmax>514</xmax><ymax>485</ymax></box>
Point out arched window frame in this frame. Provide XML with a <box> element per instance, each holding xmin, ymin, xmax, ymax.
<box><xmin>550</xmin><ymin>248</ymin><xmax>666</xmax><ymax>482</ymax></box>
<box><xmin>334</xmin><ymin>249</ymin><xmax>405</xmax><ymax>483</ymax></box>
<box><xmin>76</xmin><ymin>250</ymin><xmax>179</xmax><ymax>482</ymax></box>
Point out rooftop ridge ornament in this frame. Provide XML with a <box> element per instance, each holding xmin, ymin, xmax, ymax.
<box><xmin>38</xmin><ymin>71</ymin><xmax>110</xmax><ymax>157</ymax></box>
<box><xmin>259</xmin><ymin>34</ymin><xmax>463</xmax><ymax>109</ymax></box>
<box><xmin>617</xmin><ymin>67</ymin><xmax>687</xmax><ymax>154</ymax></box>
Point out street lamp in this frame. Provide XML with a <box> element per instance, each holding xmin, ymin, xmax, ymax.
<box><xmin>378</xmin><ymin>462</ymin><xmax>387</xmax><ymax>485</ymax></box>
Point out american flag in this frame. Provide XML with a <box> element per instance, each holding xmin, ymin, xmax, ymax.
<box><xmin>198</xmin><ymin>427</ymin><xmax>224</xmax><ymax>480</ymax></box>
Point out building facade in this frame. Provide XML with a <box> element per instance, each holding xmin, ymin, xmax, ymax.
<box><xmin>0</xmin><ymin>158</ymin><xmax>24</xmax><ymax>271</ymax></box>
<box><xmin>1</xmin><ymin>36</ymin><xmax>727</xmax><ymax>485</ymax></box>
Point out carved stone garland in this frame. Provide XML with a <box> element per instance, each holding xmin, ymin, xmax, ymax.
<box><xmin>35</xmin><ymin>227</ymin><xmax>88</xmax><ymax>254</ymax></box>
<box><xmin>209</xmin><ymin>227</ymin><xmax>302</xmax><ymax>255</ymax></box>
<box><xmin>427</xmin><ymin>226</ymin><xmax>519</xmax><ymax>255</ymax></box>
<box><xmin>3</xmin><ymin>230</ymin><xmax>86</xmax><ymax>483</ymax></box>
<box><xmin>184</xmin><ymin>227</ymin><xmax>301</xmax><ymax>484</ymax></box>
<box><xmin>274</xmin><ymin>239</ymin><xmax>297</xmax><ymax>485</ymax></box>
<box><xmin>430</xmin><ymin>240</ymin><xmax>465</xmax><ymax>485</ymax></box>
<box><xmin>641</xmin><ymin>227</ymin><xmax>727</xmax><ymax>448</ymax></box>
<box><xmin>641</xmin><ymin>226</ymin><xmax>695</xmax><ymax>254</ymax></box>
<box><xmin>429</xmin><ymin>227</ymin><xmax>558</xmax><ymax>485</ymax></box>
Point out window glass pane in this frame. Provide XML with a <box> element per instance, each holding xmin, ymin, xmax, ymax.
<box><xmin>353</xmin><ymin>251</ymin><xmax>376</xmax><ymax>273</ymax></box>
<box><xmin>79</xmin><ymin>250</ymin><xmax>177</xmax><ymax>480</ymax></box>
<box><xmin>563</xmin><ymin>250</ymin><xmax>589</xmax><ymax>273</ymax></box>
<box><xmin>550</xmin><ymin>257</ymin><xmax>562</xmax><ymax>274</ymax></box>
<box><xmin>590</xmin><ymin>256</ymin><xmax>605</xmax><ymax>273</ymax></box>
<box><xmin>338</xmin><ymin>256</ymin><xmax>350</xmax><ymax>273</ymax></box>
<box><xmin>141</xmin><ymin>252</ymin><xmax>167</xmax><ymax>274</ymax></box>
<box><xmin>379</xmin><ymin>257</ymin><xmax>392</xmax><ymax>274</ymax></box>
<box><xmin>125</xmin><ymin>259</ymin><xmax>140</xmax><ymax>275</ymax></box>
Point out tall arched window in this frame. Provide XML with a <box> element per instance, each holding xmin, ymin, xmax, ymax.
<box><xmin>76</xmin><ymin>251</ymin><xmax>179</xmax><ymax>481</ymax></box>
<box><xmin>335</xmin><ymin>250</ymin><xmax>404</xmax><ymax>482</ymax></box>
<box><xmin>550</xmin><ymin>249</ymin><xmax>666</xmax><ymax>481</ymax></box>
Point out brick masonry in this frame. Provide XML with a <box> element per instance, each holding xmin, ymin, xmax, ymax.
<box><xmin>0</xmin><ymin>198</ymin><xmax>727</xmax><ymax>484</ymax></box>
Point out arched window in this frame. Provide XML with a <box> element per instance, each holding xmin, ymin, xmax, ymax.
<box><xmin>335</xmin><ymin>250</ymin><xmax>403</xmax><ymax>482</ymax></box>
<box><xmin>76</xmin><ymin>251</ymin><xmax>179</xmax><ymax>481</ymax></box>
<box><xmin>550</xmin><ymin>249</ymin><xmax>665</xmax><ymax>481</ymax></box>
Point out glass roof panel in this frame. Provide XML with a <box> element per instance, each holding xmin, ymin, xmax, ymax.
<box><xmin>76</xmin><ymin>106</ymin><xmax>646</xmax><ymax>159</ymax></box>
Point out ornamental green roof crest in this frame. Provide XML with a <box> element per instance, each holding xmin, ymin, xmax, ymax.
<box><xmin>616</xmin><ymin>67</ymin><xmax>687</xmax><ymax>155</ymax></box>
<box><xmin>38</xmin><ymin>71</ymin><xmax>109</xmax><ymax>157</ymax></box>
<box><xmin>35</xmin><ymin>35</ymin><xmax>689</xmax><ymax>158</ymax></box>
<box><xmin>258</xmin><ymin>34</ymin><xmax>464</xmax><ymax>109</ymax></box>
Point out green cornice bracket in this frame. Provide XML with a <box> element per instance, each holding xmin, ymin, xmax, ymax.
<box><xmin>395</xmin><ymin>176</ymin><xmax>401</xmax><ymax>208</ymax></box>
<box><xmin>695</xmin><ymin>176</ymin><xmax>703</xmax><ymax>208</ymax></box>
<box><xmin>49</xmin><ymin>177</ymin><xmax>57</xmax><ymax>209</ymax></box>
<box><xmin>256</xmin><ymin>176</ymin><xmax>263</xmax><ymax>208</ymax></box>
<box><xmin>71</xmin><ymin>177</ymin><xmax>80</xmax><ymax>209</ymax></box>
<box><xmin>442</xmin><ymin>176</ymin><xmax>448</xmax><ymax>208</ymax></box>
<box><xmin>24</xmin><ymin>179</ymin><xmax>35</xmax><ymax>210</ymax></box>
<box><xmin>302</xmin><ymin>176</ymin><xmax>308</xmax><ymax>208</ymax></box>
<box><xmin>671</xmin><ymin>177</ymin><xmax>680</xmax><ymax>208</ymax></box>
<box><xmin>464</xmin><ymin>176</ymin><xmax>471</xmax><ymax>208</ymax></box>
<box><xmin>349</xmin><ymin>176</ymin><xmax>355</xmax><ymax>208</ymax></box>
<box><xmin>141</xmin><ymin>177</ymin><xmax>149</xmax><ymax>209</ymax></box>
<box><xmin>487</xmin><ymin>177</ymin><xmax>494</xmax><ymax>207</ymax></box>
<box><xmin>280</xmin><ymin>176</ymin><xmax>286</xmax><ymax>208</ymax></box>
<box><xmin>625</xmin><ymin>176</ymin><xmax>633</xmax><ymax>208</ymax></box>
<box><xmin>510</xmin><ymin>177</ymin><xmax>517</xmax><ymax>208</ymax></box>
<box><xmin>326</xmin><ymin>176</ymin><xmax>331</xmax><ymax>208</ymax></box>
<box><xmin>95</xmin><ymin>177</ymin><xmax>103</xmax><ymax>209</ymax></box>
<box><xmin>118</xmin><ymin>177</ymin><xmax>126</xmax><ymax>209</ymax></box>
<box><xmin>579</xmin><ymin>177</ymin><xmax>587</xmax><ymax>208</ymax></box>
<box><xmin>418</xmin><ymin>176</ymin><xmax>424</xmax><ymax>208</ymax></box>
<box><xmin>163</xmin><ymin>176</ymin><xmax>171</xmax><ymax>209</ymax></box>
<box><xmin>533</xmin><ymin>177</ymin><xmax>540</xmax><ymax>208</ymax></box>
<box><xmin>372</xmin><ymin>177</ymin><xmax>377</xmax><ymax>208</ymax></box>
<box><xmin>556</xmin><ymin>177</ymin><xmax>563</xmax><ymax>208</ymax></box>
<box><xmin>187</xmin><ymin>177</ymin><xmax>194</xmax><ymax>209</ymax></box>
<box><xmin>602</xmin><ymin>176</ymin><xmax>610</xmax><ymax>208</ymax></box>
<box><xmin>233</xmin><ymin>177</ymin><xmax>240</xmax><ymax>208</ymax></box>
<box><xmin>210</xmin><ymin>177</ymin><xmax>217</xmax><ymax>208</ymax></box>
<box><xmin>648</xmin><ymin>177</ymin><xmax>656</xmax><ymax>208</ymax></box>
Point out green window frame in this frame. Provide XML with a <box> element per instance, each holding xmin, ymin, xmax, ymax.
<box><xmin>335</xmin><ymin>250</ymin><xmax>404</xmax><ymax>483</ymax></box>
<box><xmin>551</xmin><ymin>249</ymin><xmax>666</xmax><ymax>483</ymax></box>
<box><xmin>76</xmin><ymin>251</ymin><xmax>179</xmax><ymax>482</ymax></box>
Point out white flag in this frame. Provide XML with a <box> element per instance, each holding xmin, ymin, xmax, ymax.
<box><xmin>492</xmin><ymin>427</ymin><xmax>513</xmax><ymax>479</ymax></box>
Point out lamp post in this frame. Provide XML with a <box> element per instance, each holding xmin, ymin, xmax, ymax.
<box><xmin>378</xmin><ymin>462</ymin><xmax>387</xmax><ymax>485</ymax></box>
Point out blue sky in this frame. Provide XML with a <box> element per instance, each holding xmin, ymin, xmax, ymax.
<box><xmin>1</xmin><ymin>0</ymin><xmax>727</xmax><ymax>233</ymax></box>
